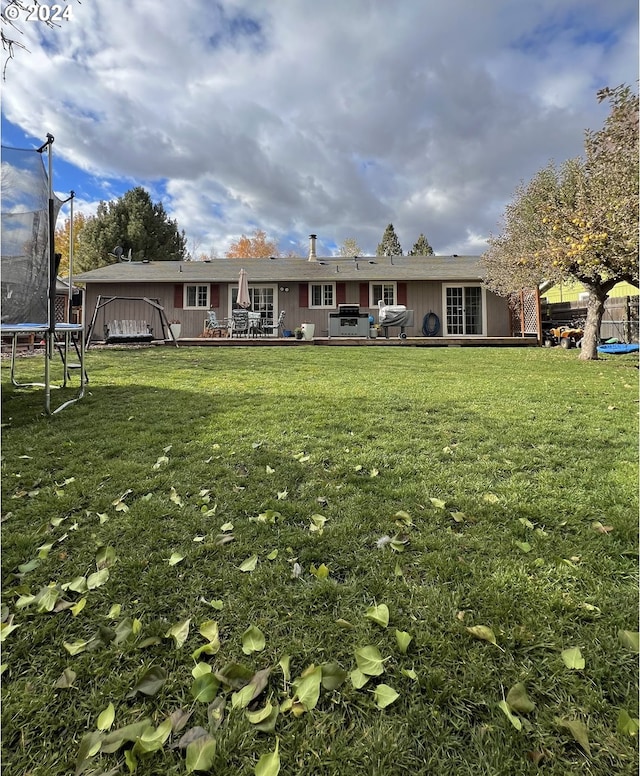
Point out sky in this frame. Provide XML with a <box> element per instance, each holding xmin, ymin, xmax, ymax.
<box><xmin>1</xmin><ymin>0</ymin><xmax>637</xmax><ymax>258</ymax></box>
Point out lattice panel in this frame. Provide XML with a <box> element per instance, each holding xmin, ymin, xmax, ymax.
<box><xmin>509</xmin><ymin>290</ymin><xmax>539</xmax><ymax>336</ymax></box>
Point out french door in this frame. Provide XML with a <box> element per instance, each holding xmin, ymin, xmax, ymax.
<box><xmin>231</xmin><ymin>285</ymin><xmax>276</xmax><ymax>327</ymax></box>
<box><xmin>444</xmin><ymin>285</ymin><xmax>484</xmax><ymax>335</ymax></box>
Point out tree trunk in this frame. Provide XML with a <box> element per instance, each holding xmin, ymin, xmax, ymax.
<box><xmin>579</xmin><ymin>288</ymin><xmax>607</xmax><ymax>360</ymax></box>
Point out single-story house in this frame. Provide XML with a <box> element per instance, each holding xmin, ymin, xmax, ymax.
<box><xmin>74</xmin><ymin>237</ymin><xmax>530</xmax><ymax>341</ymax></box>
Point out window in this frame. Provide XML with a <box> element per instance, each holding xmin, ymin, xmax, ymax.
<box><xmin>309</xmin><ymin>283</ymin><xmax>335</xmax><ymax>308</ymax></box>
<box><xmin>370</xmin><ymin>283</ymin><xmax>396</xmax><ymax>308</ymax></box>
<box><xmin>184</xmin><ymin>284</ymin><xmax>209</xmax><ymax>309</ymax></box>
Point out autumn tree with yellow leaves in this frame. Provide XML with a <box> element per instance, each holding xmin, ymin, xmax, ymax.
<box><xmin>225</xmin><ymin>229</ymin><xmax>280</xmax><ymax>258</ymax></box>
<box><xmin>54</xmin><ymin>211</ymin><xmax>89</xmax><ymax>277</ymax></box>
<box><xmin>483</xmin><ymin>85</ymin><xmax>638</xmax><ymax>359</ymax></box>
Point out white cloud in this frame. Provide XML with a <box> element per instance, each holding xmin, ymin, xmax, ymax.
<box><xmin>2</xmin><ymin>0</ymin><xmax>637</xmax><ymax>255</ymax></box>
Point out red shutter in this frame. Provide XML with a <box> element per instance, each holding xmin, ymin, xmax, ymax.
<box><xmin>397</xmin><ymin>282</ymin><xmax>407</xmax><ymax>306</ymax></box>
<box><xmin>299</xmin><ymin>283</ymin><xmax>308</xmax><ymax>308</ymax></box>
<box><xmin>336</xmin><ymin>282</ymin><xmax>346</xmax><ymax>305</ymax></box>
<box><xmin>210</xmin><ymin>284</ymin><xmax>220</xmax><ymax>308</ymax></box>
<box><xmin>359</xmin><ymin>283</ymin><xmax>369</xmax><ymax>308</ymax></box>
<box><xmin>174</xmin><ymin>284</ymin><xmax>183</xmax><ymax>309</ymax></box>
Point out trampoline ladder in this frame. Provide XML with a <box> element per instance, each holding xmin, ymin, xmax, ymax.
<box><xmin>55</xmin><ymin>332</ymin><xmax>89</xmax><ymax>384</ymax></box>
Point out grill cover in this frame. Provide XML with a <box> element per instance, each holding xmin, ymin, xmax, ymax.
<box><xmin>378</xmin><ymin>305</ymin><xmax>414</xmax><ymax>327</ymax></box>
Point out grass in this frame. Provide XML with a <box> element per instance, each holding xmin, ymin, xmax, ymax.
<box><xmin>1</xmin><ymin>345</ymin><xmax>638</xmax><ymax>776</ymax></box>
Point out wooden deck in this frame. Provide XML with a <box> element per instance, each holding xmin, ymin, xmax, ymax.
<box><xmin>171</xmin><ymin>335</ymin><xmax>540</xmax><ymax>348</ymax></box>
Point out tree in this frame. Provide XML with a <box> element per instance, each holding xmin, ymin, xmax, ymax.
<box><xmin>338</xmin><ymin>237</ymin><xmax>363</xmax><ymax>257</ymax></box>
<box><xmin>408</xmin><ymin>233</ymin><xmax>434</xmax><ymax>256</ymax></box>
<box><xmin>225</xmin><ymin>229</ymin><xmax>280</xmax><ymax>258</ymax></box>
<box><xmin>376</xmin><ymin>224</ymin><xmax>403</xmax><ymax>256</ymax></box>
<box><xmin>482</xmin><ymin>85</ymin><xmax>638</xmax><ymax>360</ymax></box>
<box><xmin>54</xmin><ymin>211</ymin><xmax>89</xmax><ymax>277</ymax></box>
<box><xmin>76</xmin><ymin>187</ymin><xmax>187</xmax><ymax>271</ymax></box>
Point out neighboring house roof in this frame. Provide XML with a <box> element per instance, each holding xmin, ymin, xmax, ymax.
<box><xmin>73</xmin><ymin>256</ymin><xmax>486</xmax><ymax>285</ymax></box>
<box><xmin>56</xmin><ymin>276</ymin><xmax>79</xmax><ymax>293</ymax></box>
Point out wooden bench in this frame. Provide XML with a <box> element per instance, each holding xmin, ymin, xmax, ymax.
<box><xmin>104</xmin><ymin>320</ymin><xmax>154</xmax><ymax>343</ymax></box>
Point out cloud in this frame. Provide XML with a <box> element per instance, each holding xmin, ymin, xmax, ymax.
<box><xmin>2</xmin><ymin>0</ymin><xmax>637</xmax><ymax>255</ymax></box>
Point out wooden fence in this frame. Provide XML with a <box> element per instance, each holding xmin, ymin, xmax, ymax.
<box><xmin>541</xmin><ymin>296</ymin><xmax>639</xmax><ymax>342</ymax></box>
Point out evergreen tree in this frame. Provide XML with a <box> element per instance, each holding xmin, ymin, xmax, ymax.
<box><xmin>408</xmin><ymin>233</ymin><xmax>434</xmax><ymax>256</ymax></box>
<box><xmin>76</xmin><ymin>187</ymin><xmax>187</xmax><ymax>271</ymax></box>
<box><xmin>376</xmin><ymin>223</ymin><xmax>403</xmax><ymax>256</ymax></box>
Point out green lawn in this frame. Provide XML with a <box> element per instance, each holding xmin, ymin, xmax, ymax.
<box><xmin>1</xmin><ymin>346</ymin><xmax>638</xmax><ymax>776</ymax></box>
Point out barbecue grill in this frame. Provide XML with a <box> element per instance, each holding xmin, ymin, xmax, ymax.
<box><xmin>378</xmin><ymin>303</ymin><xmax>414</xmax><ymax>338</ymax></box>
<box><xmin>328</xmin><ymin>304</ymin><xmax>370</xmax><ymax>337</ymax></box>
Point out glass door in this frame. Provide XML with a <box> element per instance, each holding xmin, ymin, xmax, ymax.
<box><xmin>445</xmin><ymin>286</ymin><xmax>483</xmax><ymax>335</ymax></box>
<box><xmin>446</xmin><ymin>287</ymin><xmax>464</xmax><ymax>334</ymax></box>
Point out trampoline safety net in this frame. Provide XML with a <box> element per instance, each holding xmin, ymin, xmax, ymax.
<box><xmin>1</xmin><ymin>145</ymin><xmax>62</xmax><ymax>325</ymax></box>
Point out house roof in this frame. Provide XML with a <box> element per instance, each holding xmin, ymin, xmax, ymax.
<box><xmin>74</xmin><ymin>255</ymin><xmax>486</xmax><ymax>285</ymax></box>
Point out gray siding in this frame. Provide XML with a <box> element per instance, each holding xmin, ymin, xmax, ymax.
<box><xmin>83</xmin><ymin>279</ymin><xmax>513</xmax><ymax>340</ymax></box>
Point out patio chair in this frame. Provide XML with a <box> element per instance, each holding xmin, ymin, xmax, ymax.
<box><xmin>230</xmin><ymin>309</ymin><xmax>249</xmax><ymax>337</ymax></box>
<box><xmin>204</xmin><ymin>310</ymin><xmax>228</xmax><ymax>337</ymax></box>
<box><xmin>266</xmin><ymin>310</ymin><xmax>286</xmax><ymax>337</ymax></box>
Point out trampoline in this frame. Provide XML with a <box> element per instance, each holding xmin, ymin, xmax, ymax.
<box><xmin>596</xmin><ymin>343</ymin><xmax>639</xmax><ymax>355</ymax></box>
<box><xmin>1</xmin><ymin>135</ymin><xmax>86</xmax><ymax>414</ymax></box>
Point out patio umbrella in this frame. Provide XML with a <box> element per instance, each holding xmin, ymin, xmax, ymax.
<box><xmin>237</xmin><ymin>268</ymin><xmax>251</xmax><ymax>309</ymax></box>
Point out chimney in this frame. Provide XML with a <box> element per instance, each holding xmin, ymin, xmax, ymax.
<box><xmin>308</xmin><ymin>234</ymin><xmax>317</xmax><ymax>261</ymax></box>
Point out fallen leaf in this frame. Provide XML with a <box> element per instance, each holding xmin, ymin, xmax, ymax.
<box><xmin>365</xmin><ymin>604</ymin><xmax>389</xmax><ymax>628</ymax></box>
<box><xmin>373</xmin><ymin>683</ymin><xmax>400</xmax><ymax>709</ymax></box>
<box><xmin>506</xmin><ymin>682</ymin><xmax>535</xmax><ymax>713</ymax></box>
<box><xmin>555</xmin><ymin>717</ymin><xmax>591</xmax><ymax>756</ymax></box>
<box><xmin>498</xmin><ymin>699</ymin><xmax>522</xmax><ymax>730</ymax></box>
<box><xmin>239</xmin><ymin>555</ymin><xmax>258</xmax><ymax>572</ymax></box>
<box><xmin>186</xmin><ymin>733</ymin><xmax>217</xmax><ymax>773</ymax></box>
<box><xmin>395</xmin><ymin>630</ymin><xmax>412</xmax><ymax>654</ymax></box>
<box><xmin>255</xmin><ymin>738</ymin><xmax>280</xmax><ymax>776</ymax></box>
<box><xmin>561</xmin><ymin>647</ymin><xmax>585</xmax><ymax>670</ymax></box>
<box><xmin>165</xmin><ymin>618</ymin><xmax>191</xmax><ymax>649</ymax></box>
<box><xmin>466</xmin><ymin>625</ymin><xmax>503</xmax><ymax>651</ymax></box>
<box><xmin>618</xmin><ymin>630</ymin><xmax>640</xmax><ymax>653</ymax></box>
<box><xmin>55</xmin><ymin>668</ymin><xmax>77</xmax><ymax>688</ymax></box>
<box><xmin>242</xmin><ymin>625</ymin><xmax>266</xmax><ymax>655</ymax></box>
<box><xmin>97</xmin><ymin>702</ymin><xmax>116</xmax><ymax>731</ymax></box>
<box><xmin>355</xmin><ymin>646</ymin><xmax>385</xmax><ymax>676</ymax></box>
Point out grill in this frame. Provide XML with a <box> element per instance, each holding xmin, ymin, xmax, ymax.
<box><xmin>328</xmin><ymin>304</ymin><xmax>371</xmax><ymax>337</ymax></box>
<box><xmin>378</xmin><ymin>304</ymin><xmax>414</xmax><ymax>339</ymax></box>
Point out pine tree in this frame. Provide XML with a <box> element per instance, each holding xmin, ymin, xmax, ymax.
<box><xmin>376</xmin><ymin>224</ymin><xmax>403</xmax><ymax>256</ymax></box>
<box><xmin>408</xmin><ymin>233</ymin><xmax>434</xmax><ymax>256</ymax></box>
<box><xmin>76</xmin><ymin>187</ymin><xmax>187</xmax><ymax>271</ymax></box>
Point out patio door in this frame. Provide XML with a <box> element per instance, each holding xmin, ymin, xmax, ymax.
<box><xmin>231</xmin><ymin>285</ymin><xmax>276</xmax><ymax>328</ymax></box>
<box><xmin>444</xmin><ymin>285</ymin><xmax>484</xmax><ymax>335</ymax></box>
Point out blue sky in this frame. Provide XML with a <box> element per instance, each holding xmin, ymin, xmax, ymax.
<box><xmin>1</xmin><ymin>0</ymin><xmax>637</xmax><ymax>258</ymax></box>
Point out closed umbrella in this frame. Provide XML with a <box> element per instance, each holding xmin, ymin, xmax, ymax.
<box><xmin>237</xmin><ymin>268</ymin><xmax>251</xmax><ymax>309</ymax></box>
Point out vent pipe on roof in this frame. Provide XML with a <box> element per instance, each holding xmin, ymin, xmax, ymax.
<box><xmin>308</xmin><ymin>234</ymin><xmax>317</xmax><ymax>261</ymax></box>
